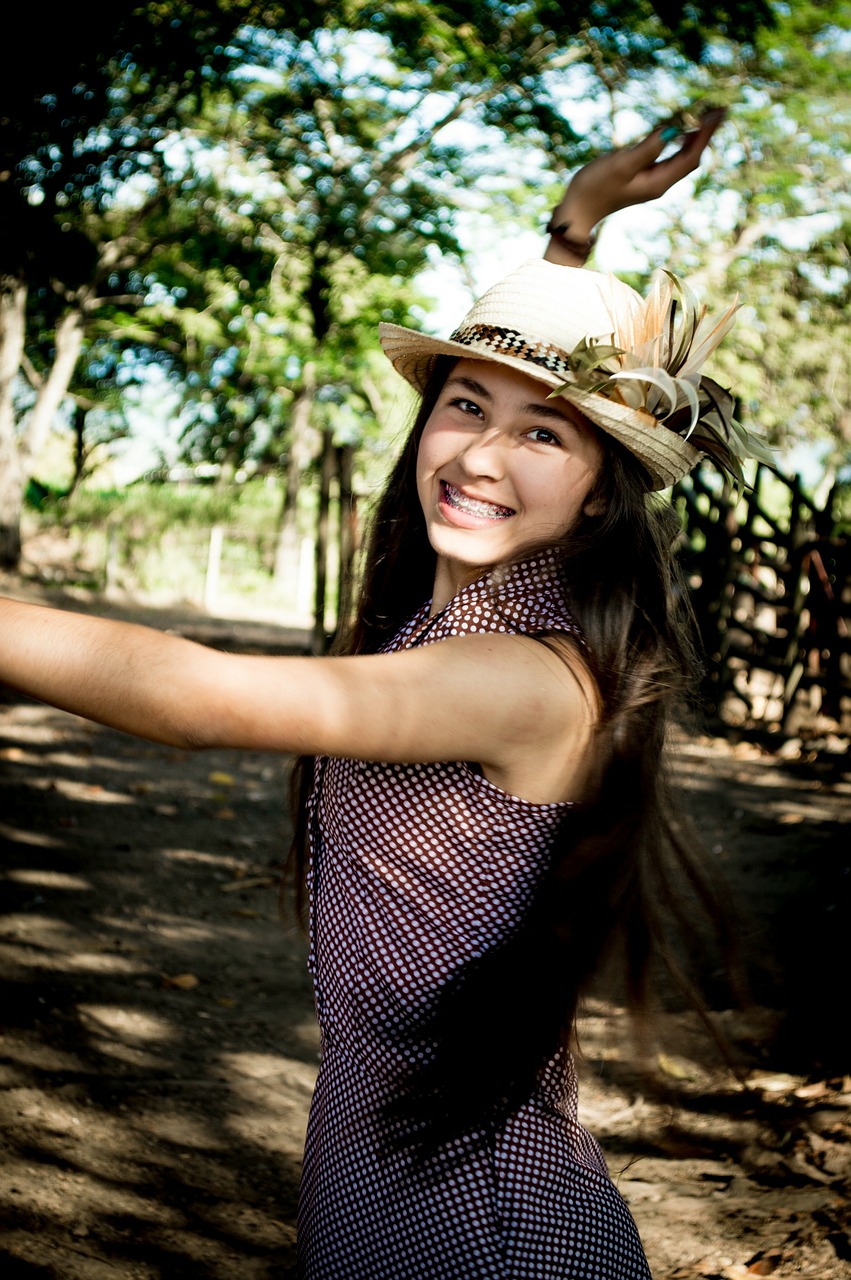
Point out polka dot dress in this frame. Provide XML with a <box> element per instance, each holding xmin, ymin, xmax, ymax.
<box><xmin>298</xmin><ymin>550</ymin><xmax>651</xmax><ymax>1279</ymax></box>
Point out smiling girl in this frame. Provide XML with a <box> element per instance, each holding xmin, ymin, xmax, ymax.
<box><xmin>0</xmin><ymin>115</ymin><xmax>762</xmax><ymax>1277</ymax></box>
<box><xmin>418</xmin><ymin>362</ymin><xmax>605</xmax><ymax>610</ymax></box>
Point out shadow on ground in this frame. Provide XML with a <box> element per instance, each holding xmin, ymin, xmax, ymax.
<box><xmin>1</xmin><ymin>587</ymin><xmax>849</xmax><ymax>1279</ymax></box>
<box><xmin>1</xmin><ymin>691</ymin><xmax>314</xmax><ymax>1279</ymax></box>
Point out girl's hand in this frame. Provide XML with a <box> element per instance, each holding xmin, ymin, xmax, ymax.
<box><xmin>545</xmin><ymin>108</ymin><xmax>726</xmax><ymax>265</ymax></box>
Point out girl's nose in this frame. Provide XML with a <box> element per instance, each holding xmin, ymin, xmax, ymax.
<box><xmin>459</xmin><ymin>428</ymin><xmax>506</xmax><ymax>478</ymax></box>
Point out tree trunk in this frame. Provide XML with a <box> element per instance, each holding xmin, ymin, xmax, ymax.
<box><xmin>24</xmin><ymin>305</ymin><xmax>85</xmax><ymax>466</ymax></box>
<box><xmin>0</xmin><ymin>427</ymin><xmax>24</xmax><ymax>569</ymax></box>
<box><xmin>69</xmin><ymin>402</ymin><xmax>87</xmax><ymax>495</ymax></box>
<box><xmin>0</xmin><ymin>275</ymin><xmax>27</xmax><ymax>568</ymax></box>
<box><xmin>274</xmin><ymin>363</ymin><xmax>317</xmax><ymax>585</ymax></box>
<box><xmin>312</xmin><ymin>423</ymin><xmax>335</xmax><ymax>655</ymax></box>
<box><xmin>336</xmin><ymin>442</ymin><xmax>357</xmax><ymax>633</ymax></box>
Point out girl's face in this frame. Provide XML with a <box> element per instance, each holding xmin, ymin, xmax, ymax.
<box><xmin>417</xmin><ymin>359</ymin><xmax>604</xmax><ymax>607</ymax></box>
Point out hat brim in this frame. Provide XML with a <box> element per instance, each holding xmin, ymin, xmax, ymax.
<box><xmin>378</xmin><ymin>322</ymin><xmax>701</xmax><ymax>491</ymax></box>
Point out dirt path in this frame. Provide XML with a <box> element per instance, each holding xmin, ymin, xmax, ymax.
<box><xmin>1</xmin><ymin>584</ymin><xmax>849</xmax><ymax>1279</ymax></box>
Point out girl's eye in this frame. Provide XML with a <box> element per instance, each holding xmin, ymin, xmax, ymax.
<box><xmin>526</xmin><ymin>427</ymin><xmax>561</xmax><ymax>446</ymax></box>
<box><xmin>449</xmin><ymin>397</ymin><xmax>483</xmax><ymax>418</ymax></box>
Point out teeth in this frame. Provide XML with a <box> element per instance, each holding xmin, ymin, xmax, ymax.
<box><xmin>443</xmin><ymin>482</ymin><xmax>513</xmax><ymax>519</ymax></box>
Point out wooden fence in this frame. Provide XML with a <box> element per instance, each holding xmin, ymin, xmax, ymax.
<box><xmin>673</xmin><ymin>466</ymin><xmax>850</xmax><ymax>734</ymax></box>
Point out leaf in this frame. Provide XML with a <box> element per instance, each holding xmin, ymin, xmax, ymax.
<box><xmin>162</xmin><ymin>972</ymin><xmax>199</xmax><ymax>990</ymax></box>
<box><xmin>657</xmin><ymin>1052</ymin><xmax>696</xmax><ymax>1080</ymax></box>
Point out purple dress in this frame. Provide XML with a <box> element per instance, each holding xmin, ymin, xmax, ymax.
<box><xmin>299</xmin><ymin>551</ymin><xmax>651</xmax><ymax>1278</ymax></box>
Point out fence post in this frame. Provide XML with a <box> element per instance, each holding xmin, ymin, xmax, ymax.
<box><xmin>205</xmin><ymin>525</ymin><xmax>224</xmax><ymax>613</ymax></box>
<box><xmin>297</xmin><ymin>535</ymin><xmax>315</xmax><ymax>619</ymax></box>
<box><xmin>312</xmin><ymin>426</ymin><xmax>336</xmax><ymax>655</ymax></box>
<box><xmin>104</xmin><ymin>520</ymin><xmax>120</xmax><ymax>596</ymax></box>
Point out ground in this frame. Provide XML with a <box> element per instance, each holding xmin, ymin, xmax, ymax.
<box><xmin>0</xmin><ymin>579</ymin><xmax>849</xmax><ymax>1279</ymax></box>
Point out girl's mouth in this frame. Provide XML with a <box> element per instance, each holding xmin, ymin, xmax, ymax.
<box><xmin>440</xmin><ymin>481</ymin><xmax>514</xmax><ymax>521</ymax></box>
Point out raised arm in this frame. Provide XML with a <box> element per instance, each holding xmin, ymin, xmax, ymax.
<box><xmin>544</xmin><ymin>108</ymin><xmax>726</xmax><ymax>266</ymax></box>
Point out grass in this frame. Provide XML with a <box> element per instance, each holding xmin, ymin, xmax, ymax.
<box><xmin>26</xmin><ymin>480</ymin><xmax>337</xmax><ymax>626</ymax></box>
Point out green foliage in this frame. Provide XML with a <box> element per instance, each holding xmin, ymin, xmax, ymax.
<box><xmin>31</xmin><ymin>480</ymin><xmax>315</xmax><ymax>614</ymax></box>
<box><xmin>0</xmin><ymin>0</ymin><xmax>825</xmax><ymax>529</ymax></box>
<box><xmin>44</xmin><ymin>478</ymin><xmax>277</xmax><ymax>535</ymax></box>
<box><xmin>592</xmin><ymin>0</ymin><xmax>851</xmax><ymax>473</ymax></box>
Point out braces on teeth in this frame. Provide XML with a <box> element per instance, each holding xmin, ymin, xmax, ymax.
<box><xmin>444</xmin><ymin>483</ymin><xmax>513</xmax><ymax>519</ymax></box>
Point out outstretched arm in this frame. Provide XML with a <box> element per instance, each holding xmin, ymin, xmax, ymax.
<box><xmin>544</xmin><ymin>108</ymin><xmax>725</xmax><ymax>266</ymax></box>
<box><xmin>0</xmin><ymin>596</ymin><xmax>595</xmax><ymax>801</ymax></box>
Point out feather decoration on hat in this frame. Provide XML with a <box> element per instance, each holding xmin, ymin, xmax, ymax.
<box><xmin>552</xmin><ymin>271</ymin><xmax>774</xmax><ymax>487</ymax></box>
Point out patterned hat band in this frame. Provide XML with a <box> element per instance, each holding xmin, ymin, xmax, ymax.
<box><xmin>448</xmin><ymin>324</ymin><xmax>575</xmax><ymax>380</ymax></box>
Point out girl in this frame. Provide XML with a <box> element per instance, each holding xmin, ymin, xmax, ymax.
<box><xmin>1</xmin><ymin>116</ymin><xmax>754</xmax><ymax>1277</ymax></box>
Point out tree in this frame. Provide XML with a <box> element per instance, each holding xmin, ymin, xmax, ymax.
<box><xmin>1</xmin><ymin>2</ymin><xmax>322</xmax><ymax>566</ymax></box>
<box><xmin>0</xmin><ymin>0</ymin><xmax>779</xmax><ymax>569</ymax></box>
<box><xmin>575</xmin><ymin>1</ymin><xmax>850</xmax><ymax>472</ymax></box>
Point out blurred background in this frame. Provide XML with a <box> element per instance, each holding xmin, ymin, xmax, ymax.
<box><xmin>0</xmin><ymin>0</ymin><xmax>848</xmax><ymax>691</ymax></box>
<box><xmin>1</xmin><ymin>6</ymin><xmax>850</xmax><ymax>1276</ymax></box>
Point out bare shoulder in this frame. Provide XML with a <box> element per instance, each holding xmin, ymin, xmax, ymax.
<box><xmin>371</xmin><ymin>629</ymin><xmax>600</xmax><ymax>804</ymax></box>
<box><xmin>458</xmin><ymin>630</ymin><xmax>602</xmax><ymax>804</ymax></box>
<box><xmin>460</xmin><ymin>629</ymin><xmax>598</xmax><ymax>738</ymax></box>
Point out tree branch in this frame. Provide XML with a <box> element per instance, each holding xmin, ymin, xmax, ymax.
<box><xmin>23</xmin><ymin>307</ymin><xmax>86</xmax><ymax>464</ymax></box>
<box><xmin>362</xmin><ymin>82</ymin><xmax>507</xmax><ymax>220</ymax></box>
<box><xmin>86</xmin><ymin>294</ymin><xmax>146</xmax><ymax>311</ymax></box>
<box><xmin>19</xmin><ymin>350</ymin><xmax>44</xmax><ymax>391</ymax></box>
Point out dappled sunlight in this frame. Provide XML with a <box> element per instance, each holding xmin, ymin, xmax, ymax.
<box><xmin>671</xmin><ymin>738</ymin><xmax>849</xmax><ymax>826</ymax></box>
<box><xmin>15</xmin><ymin>949</ymin><xmax>144</xmax><ymax>976</ymax></box>
<box><xmin>1</xmin><ymin>696</ymin><xmax>306</xmax><ymax>1275</ymax></box>
<box><xmin>220</xmin><ymin>1050</ymin><xmax>315</xmax><ymax>1157</ymax></box>
<box><xmin>1</xmin><ymin>1155</ymin><xmax>175</xmax><ymax>1224</ymax></box>
<box><xmin>49</xmin><ymin>776</ymin><xmax>137</xmax><ymax>805</ymax></box>
<box><xmin>165</xmin><ymin>845</ymin><xmax>266</xmax><ymax>870</ymax></box>
<box><xmin>131</xmin><ymin>917</ymin><xmax>222</xmax><ymax>945</ymax></box>
<box><xmin>1</xmin><ymin>915</ymin><xmax>145</xmax><ymax>976</ymax></box>
<box><xmin>2</xmin><ymin>913</ymin><xmax>112</xmax><ymax>954</ymax></box>
<box><xmin>77</xmin><ymin>1004</ymin><xmax>176</xmax><ymax>1044</ymax></box>
<box><xmin>7</xmin><ymin>867</ymin><xmax>92</xmax><ymax>890</ymax></box>
<box><xmin>91</xmin><ymin>907</ymin><xmax>282</xmax><ymax>949</ymax></box>
<box><xmin>3</xmin><ymin>734</ymin><xmax>184</xmax><ymax>779</ymax></box>
<box><xmin>0</xmin><ymin>820</ymin><xmax>65</xmax><ymax>849</ymax></box>
<box><xmin>573</xmin><ymin>1000</ymin><xmax>851</xmax><ymax>1274</ymax></box>
<box><xmin>134</xmin><ymin>1109</ymin><xmax>227</xmax><ymax>1151</ymax></box>
<box><xmin>0</xmin><ymin>1033</ymin><xmax>88</xmax><ymax>1077</ymax></box>
<box><xmin>223</xmin><ymin>1049</ymin><xmax>317</xmax><ymax>1091</ymax></box>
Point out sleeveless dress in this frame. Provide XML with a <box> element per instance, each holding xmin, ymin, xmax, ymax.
<box><xmin>298</xmin><ymin>550</ymin><xmax>651</xmax><ymax>1279</ymax></box>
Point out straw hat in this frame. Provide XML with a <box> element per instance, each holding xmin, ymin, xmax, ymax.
<box><xmin>379</xmin><ymin>260</ymin><xmax>771</xmax><ymax>491</ymax></box>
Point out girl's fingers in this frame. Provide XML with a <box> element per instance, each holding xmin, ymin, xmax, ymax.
<box><xmin>625</xmin><ymin>109</ymin><xmax>727</xmax><ymax>192</ymax></box>
<box><xmin>626</xmin><ymin>107</ymin><xmax>726</xmax><ymax>167</ymax></box>
<box><xmin>624</xmin><ymin>126</ymin><xmax>678</xmax><ymax>168</ymax></box>
<box><xmin>554</xmin><ymin>108</ymin><xmax>726</xmax><ymax>227</ymax></box>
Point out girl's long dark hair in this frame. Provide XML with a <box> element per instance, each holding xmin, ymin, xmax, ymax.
<box><xmin>288</xmin><ymin>356</ymin><xmax>735</xmax><ymax>1154</ymax></box>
